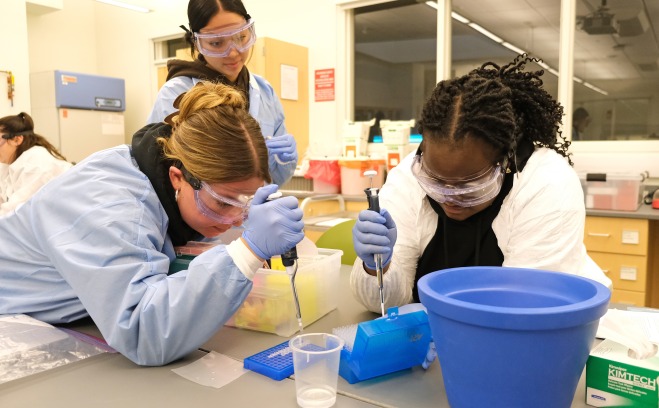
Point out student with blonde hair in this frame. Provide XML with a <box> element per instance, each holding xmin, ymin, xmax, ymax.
<box><xmin>0</xmin><ymin>82</ymin><xmax>304</xmax><ymax>366</ymax></box>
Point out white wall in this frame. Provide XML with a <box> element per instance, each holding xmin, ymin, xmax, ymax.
<box><xmin>15</xmin><ymin>0</ymin><xmax>340</xmax><ymax>151</ymax></box>
<box><xmin>27</xmin><ymin>0</ymin><xmax>96</xmax><ymax>74</ymax></box>
<box><xmin>0</xmin><ymin>1</ymin><xmax>32</xmax><ymax>116</ymax></box>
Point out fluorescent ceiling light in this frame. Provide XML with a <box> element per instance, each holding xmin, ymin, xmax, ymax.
<box><xmin>468</xmin><ymin>23</ymin><xmax>503</xmax><ymax>43</ymax></box>
<box><xmin>96</xmin><ymin>0</ymin><xmax>150</xmax><ymax>13</ymax></box>
<box><xmin>451</xmin><ymin>12</ymin><xmax>470</xmax><ymax>24</ymax></box>
<box><xmin>501</xmin><ymin>42</ymin><xmax>526</xmax><ymax>55</ymax></box>
<box><xmin>583</xmin><ymin>82</ymin><xmax>608</xmax><ymax>96</ymax></box>
<box><xmin>422</xmin><ymin>5</ymin><xmax>607</xmax><ymax>96</ymax></box>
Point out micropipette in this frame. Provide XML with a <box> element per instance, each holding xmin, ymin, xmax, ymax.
<box><xmin>267</xmin><ymin>192</ymin><xmax>304</xmax><ymax>333</ymax></box>
<box><xmin>363</xmin><ymin>170</ymin><xmax>385</xmax><ymax>317</ymax></box>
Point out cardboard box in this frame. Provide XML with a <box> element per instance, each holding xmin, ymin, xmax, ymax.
<box><xmin>342</xmin><ymin>119</ymin><xmax>374</xmax><ymax>158</ymax></box>
<box><xmin>586</xmin><ymin>339</ymin><xmax>659</xmax><ymax>407</ymax></box>
<box><xmin>579</xmin><ymin>173</ymin><xmax>643</xmax><ymax>211</ymax></box>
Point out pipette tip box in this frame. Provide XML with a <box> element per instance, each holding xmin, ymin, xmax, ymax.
<box><xmin>243</xmin><ymin>340</ymin><xmax>294</xmax><ymax>381</ymax></box>
<box><xmin>334</xmin><ymin>308</ymin><xmax>432</xmax><ymax>384</ymax></box>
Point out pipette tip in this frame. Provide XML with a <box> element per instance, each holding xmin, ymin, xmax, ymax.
<box><xmin>297</xmin><ymin>318</ymin><xmax>304</xmax><ymax>333</ymax></box>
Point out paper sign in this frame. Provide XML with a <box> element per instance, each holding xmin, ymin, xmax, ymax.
<box><xmin>315</xmin><ymin>69</ymin><xmax>335</xmax><ymax>102</ymax></box>
<box><xmin>280</xmin><ymin>64</ymin><xmax>298</xmax><ymax>101</ymax></box>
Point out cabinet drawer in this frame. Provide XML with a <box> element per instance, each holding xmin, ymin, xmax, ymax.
<box><xmin>610</xmin><ymin>288</ymin><xmax>646</xmax><ymax>307</ymax></box>
<box><xmin>588</xmin><ymin>252</ymin><xmax>647</xmax><ymax>292</ymax></box>
<box><xmin>584</xmin><ymin>216</ymin><xmax>648</xmax><ymax>256</ymax></box>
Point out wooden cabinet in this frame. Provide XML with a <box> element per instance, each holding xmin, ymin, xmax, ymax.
<box><xmin>247</xmin><ymin>37</ymin><xmax>309</xmax><ymax>162</ymax></box>
<box><xmin>584</xmin><ymin>216</ymin><xmax>650</xmax><ymax>306</ymax></box>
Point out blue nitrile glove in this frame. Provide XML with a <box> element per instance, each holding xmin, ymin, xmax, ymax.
<box><xmin>242</xmin><ymin>184</ymin><xmax>305</xmax><ymax>260</ymax></box>
<box><xmin>265</xmin><ymin>134</ymin><xmax>298</xmax><ymax>163</ymax></box>
<box><xmin>353</xmin><ymin>208</ymin><xmax>397</xmax><ymax>270</ymax></box>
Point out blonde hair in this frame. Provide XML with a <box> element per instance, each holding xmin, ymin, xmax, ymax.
<box><xmin>159</xmin><ymin>81</ymin><xmax>270</xmax><ymax>184</ymax></box>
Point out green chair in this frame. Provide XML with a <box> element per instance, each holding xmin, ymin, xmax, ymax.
<box><xmin>315</xmin><ymin>219</ymin><xmax>357</xmax><ymax>265</ymax></box>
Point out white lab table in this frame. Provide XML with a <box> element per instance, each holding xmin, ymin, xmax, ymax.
<box><xmin>0</xmin><ymin>264</ymin><xmax>594</xmax><ymax>408</ymax></box>
<box><xmin>204</xmin><ymin>265</ymin><xmax>593</xmax><ymax>408</ymax></box>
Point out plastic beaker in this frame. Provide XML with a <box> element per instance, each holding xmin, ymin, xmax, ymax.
<box><xmin>289</xmin><ymin>333</ymin><xmax>344</xmax><ymax>408</ymax></box>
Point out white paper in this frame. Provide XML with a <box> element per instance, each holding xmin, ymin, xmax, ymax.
<box><xmin>280</xmin><ymin>64</ymin><xmax>298</xmax><ymax>101</ymax></box>
<box><xmin>172</xmin><ymin>351</ymin><xmax>248</xmax><ymax>388</ymax></box>
<box><xmin>596</xmin><ymin>309</ymin><xmax>659</xmax><ymax>359</ymax></box>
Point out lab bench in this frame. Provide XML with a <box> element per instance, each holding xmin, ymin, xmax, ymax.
<box><xmin>0</xmin><ymin>265</ymin><xmax>595</xmax><ymax>407</ymax></box>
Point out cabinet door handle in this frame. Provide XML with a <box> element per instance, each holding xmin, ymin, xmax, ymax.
<box><xmin>587</xmin><ymin>232</ymin><xmax>611</xmax><ymax>237</ymax></box>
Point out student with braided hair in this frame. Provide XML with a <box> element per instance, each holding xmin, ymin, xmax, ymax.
<box><xmin>0</xmin><ymin>82</ymin><xmax>304</xmax><ymax>366</ymax></box>
<box><xmin>0</xmin><ymin>112</ymin><xmax>72</xmax><ymax>216</ymax></box>
<box><xmin>350</xmin><ymin>55</ymin><xmax>611</xmax><ymax>313</ymax></box>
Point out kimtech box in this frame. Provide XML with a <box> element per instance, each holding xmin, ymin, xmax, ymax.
<box><xmin>586</xmin><ymin>339</ymin><xmax>659</xmax><ymax>407</ymax></box>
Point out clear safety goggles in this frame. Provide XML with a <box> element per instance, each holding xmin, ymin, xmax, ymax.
<box><xmin>411</xmin><ymin>154</ymin><xmax>505</xmax><ymax>207</ymax></box>
<box><xmin>194</xmin><ymin>19</ymin><xmax>256</xmax><ymax>58</ymax></box>
<box><xmin>182</xmin><ymin>168</ymin><xmax>253</xmax><ymax>224</ymax></box>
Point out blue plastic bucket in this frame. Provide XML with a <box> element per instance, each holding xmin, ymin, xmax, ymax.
<box><xmin>418</xmin><ymin>266</ymin><xmax>610</xmax><ymax>408</ymax></box>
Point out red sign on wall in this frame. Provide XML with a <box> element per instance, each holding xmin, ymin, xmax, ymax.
<box><xmin>314</xmin><ymin>69</ymin><xmax>335</xmax><ymax>102</ymax></box>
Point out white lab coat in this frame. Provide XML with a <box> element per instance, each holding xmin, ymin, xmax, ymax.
<box><xmin>0</xmin><ymin>145</ymin><xmax>264</xmax><ymax>366</ymax></box>
<box><xmin>350</xmin><ymin>148</ymin><xmax>612</xmax><ymax>313</ymax></box>
<box><xmin>0</xmin><ymin>146</ymin><xmax>72</xmax><ymax>216</ymax></box>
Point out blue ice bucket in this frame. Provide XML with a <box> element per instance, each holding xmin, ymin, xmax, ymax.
<box><xmin>418</xmin><ymin>266</ymin><xmax>610</xmax><ymax>408</ymax></box>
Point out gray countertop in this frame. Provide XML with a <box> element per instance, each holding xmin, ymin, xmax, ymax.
<box><xmin>587</xmin><ymin>203</ymin><xmax>659</xmax><ymax>220</ymax></box>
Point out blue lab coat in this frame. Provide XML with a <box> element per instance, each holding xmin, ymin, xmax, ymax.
<box><xmin>148</xmin><ymin>73</ymin><xmax>296</xmax><ymax>186</ymax></box>
<box><xmin>0</xmin><ymin>145</ymin><xmax>252</xmax><ymax>366</ymax></box>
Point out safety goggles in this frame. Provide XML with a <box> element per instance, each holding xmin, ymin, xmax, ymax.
<box><xmin>411</xmin><ymin>154</ymin><xmax>504</xmax><ymax>207</ymax></box>
<box><xmin>182</xmin><ymin>168</ymin><xmax>253</xmax><ymax>224</ymax></box>
<box><xmin>194</xmin><ymin>19</ymin><xmax>256</xmax><ymax>58</ymax></box>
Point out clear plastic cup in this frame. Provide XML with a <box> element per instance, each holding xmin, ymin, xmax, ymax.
<box><xmin>289</xmin><ymin>333</ymin><xmax>344</xmax><ymax>408</ymax></box>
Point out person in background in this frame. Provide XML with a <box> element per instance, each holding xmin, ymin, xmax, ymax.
<box><xmin>350</xmin><ymin>55</ymin><xmax>611</xmax><ymax>313</ymax></box>
<box><xmin>0</xmin><ymin>112</ymin><xmax>72</xmax><ymax>216</ymax></box>
<box><xmin>0</xmin><ymin>82</ymin><xmax>304</xmax><ymax>366</ymax></box>
<box><xmin>572</xmin><ymin>107</ymin><xmax>591</xmax><ymax>141</ymax></box>
<box><xmin>148</xmin><ymin>0</ymin><xmax>297</xmax><ymax>186</ymax></box>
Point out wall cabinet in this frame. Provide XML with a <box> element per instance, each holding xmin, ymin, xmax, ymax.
<box><xmin>584</xmin><ymin>216</ymin><xmax>658</xmax><ymax>306</ymax></box>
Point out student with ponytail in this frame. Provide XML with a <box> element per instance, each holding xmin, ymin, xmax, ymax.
<box><xmin>0</xmin><ymin>112</ymin><xmax>72</xmax><ymax>216</ymax></box>
<box><xmin>0</xmin><ymin>82</ymin><xmax>304</xmax><ymax>366</ymax></box>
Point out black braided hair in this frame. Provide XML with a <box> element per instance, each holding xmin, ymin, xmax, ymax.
<box><xmin>418</xmin><ymin>54</ymin><xmax>572</xmax><ymax>171</ymax></box>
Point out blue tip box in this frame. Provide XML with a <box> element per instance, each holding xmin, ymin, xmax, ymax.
<box><xmin>338</xmin><ymin>308</ymin><xmax>432</xmax><ymax>384</ymax></box>
<box><xmin>243</xmin><ymin>340</ymin><xmax>294</xmax><ymax>381</ymax></box>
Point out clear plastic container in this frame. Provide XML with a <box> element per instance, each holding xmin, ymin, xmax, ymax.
<box><xmin>579</xmin><ymin>172</ymin><xmax>643</xmax><ymax>211</ymax></box>
<box><xmin>226</xmin><ymin>248</ymin><xmax>343</xmax><ymax>337</ymax></box>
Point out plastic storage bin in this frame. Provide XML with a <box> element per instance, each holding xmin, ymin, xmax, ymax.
<box><xmin>338</xmin><ymin>158</ymin><xmax>385</xmax><ymax>196</ymax></box>
<box><xmin>226</xmin><ymin>248</ymin><xmax>343</xmax><ymax>337</ymax></box>
<box><xmin>579</xmin><ymin>172</ymin><xmax>643</xmax><ymax>211</ymax></box>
